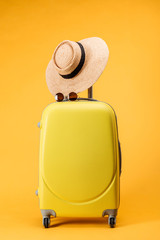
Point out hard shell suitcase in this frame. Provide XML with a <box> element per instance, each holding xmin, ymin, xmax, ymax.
<box><xmin>36</xmin><ymin>91</ymin><xmax>121</xmax><ymax>228</ymax></box>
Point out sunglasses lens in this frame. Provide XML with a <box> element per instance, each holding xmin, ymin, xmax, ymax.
<box><xmin>55</xmin><ymin>93</ymin><xmax>64</xmax><ymax>102</ymax></box>
<box><xmin>69</xmin><ymin>92</ymin><xmax>77</xmax><ymax>101</ymax></box>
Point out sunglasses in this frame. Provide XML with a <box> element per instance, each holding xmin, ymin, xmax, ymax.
<box><xmin>55</xmin><ymin>92</ymin><xmax>78</xmax><ymax>102</ymax></box>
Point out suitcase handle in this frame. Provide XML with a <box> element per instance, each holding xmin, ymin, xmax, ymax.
<box><xmin>118</xmin><ymin>141</ymin><xmax>122</xmax><ymax>175</ymax></box>
<box><xmin>64</xmin><ymin>86</ymin><xmax>94</xmax><ymax>101</ymax></box>
<box><xmin>63</xmin><ymin>97</ymin><xmax>97</xmax><ymax>102</ymax></box>
<box><xmin>88</xmin><ymin>86</ymin><xmax>93</xmax><ymax>98</ymax></box>
<box><xmin>77</xmin><ymin>98</ymin><xmax>97</xmax><ymax>101</ymax></box>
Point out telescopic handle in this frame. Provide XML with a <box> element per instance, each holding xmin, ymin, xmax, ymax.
<box><xmin>88</xmin><ymin>86</ymin><xmax>93</xmax><ymax>98</ymax></box>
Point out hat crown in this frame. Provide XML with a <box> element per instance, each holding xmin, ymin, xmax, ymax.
<box><xmin>53</xmin><ymin>40</ymin><xmax>81</xmax><ymax>75</ymax></box>
<box><xmin>54</xmin><ymin>42</ymin><xmax>73</xmax><ymax>69</ymax></box>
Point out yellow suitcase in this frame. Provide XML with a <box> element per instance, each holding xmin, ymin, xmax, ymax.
<box><xmin>36</xmin><ymin>96</ymin><xmax>121</xmax><ymax>228</ymax></box>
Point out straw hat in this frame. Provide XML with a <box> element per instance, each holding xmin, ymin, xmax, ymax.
<box><xmin>46</xmin><ymin>37</ymin><xmax>109</xmax><ymax>97</ymax></box>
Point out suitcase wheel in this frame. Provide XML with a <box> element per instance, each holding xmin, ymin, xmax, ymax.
<box><xmin>43</xmin><ymin>217</ymin><xmax>50</xmax><ymax>228</ymax></box>
<box><xmin>108</xmin><ymin>216</ymin><xmax>116</xmax><ymax>228</ymax></box>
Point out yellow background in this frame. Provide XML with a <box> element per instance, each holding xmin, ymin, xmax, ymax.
<box><xmin>0</xmin><ymin>0</ymin><xmax>160</xmax><ymax>239</ymax></box>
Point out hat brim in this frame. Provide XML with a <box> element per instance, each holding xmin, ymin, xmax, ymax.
<box><xmin>46</xmin><ymin>37</ymin><xmax>109</xmax><ymax>96</ymax></box>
